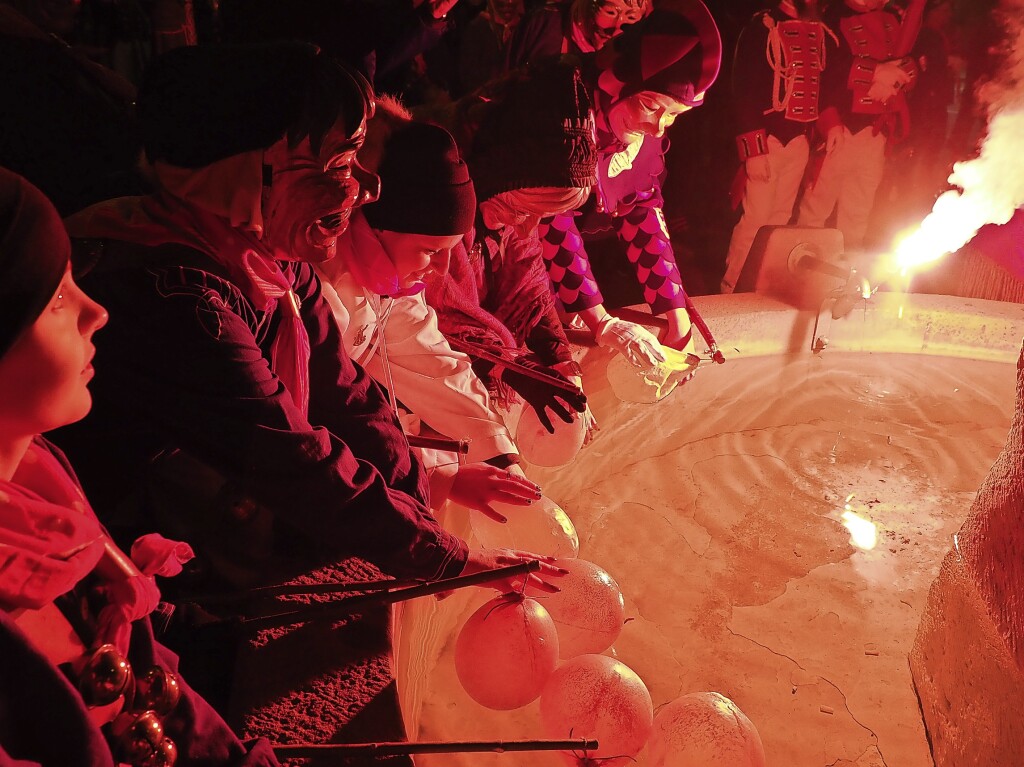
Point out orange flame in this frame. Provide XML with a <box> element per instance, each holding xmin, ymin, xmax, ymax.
<box><xmin>881</xmin><ymin>107</ymin><xmax>1024</xmax><ymax>279</ymax></box>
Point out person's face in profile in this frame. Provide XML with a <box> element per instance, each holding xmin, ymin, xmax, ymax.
<box><xmin>0</xmin><ymin>268</ymin><xmax>108</xmax><ymax>437</ymax></box>
<box><xmin>262</xmin><ymin>117</ymin><xmax>381</xmax><ymax>263</ymax></box>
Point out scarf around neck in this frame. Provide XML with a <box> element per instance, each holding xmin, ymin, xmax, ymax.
<box><xmin>0</xmin><ymin>439</ymin><xmax>194</xmax><ymax>653</ymax></box>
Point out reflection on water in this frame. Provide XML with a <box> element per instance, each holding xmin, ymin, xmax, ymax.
<box><xmin>415</xmin><ymin>353</ymin><xmax>1017</xmax><ymax>767</ymax></box>
<box><xmin>840</xmin><ymin>509</ymin><xmax>878</xmax><ymax>550</ymax></box>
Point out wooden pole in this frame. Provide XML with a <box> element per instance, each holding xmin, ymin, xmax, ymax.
<box><xmin>241</xmin><ymin>560</ymin><xmax>541</xmax><ymax>631</ymax></box>
<box><xmin>273</xmin><ymin>738</ymin><xmax>599</xmax><ymax>758</ymax></box>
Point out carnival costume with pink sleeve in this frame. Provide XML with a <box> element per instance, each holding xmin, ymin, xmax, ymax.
<box><xmin>535</xmin><ymin>0</ymin><xmax>722</xmax><ymax>319</ymax></box>
<box><xmin>796</xmin><ymin>0</ymin><xmax>919</xmax><ymax>251</ymax></box>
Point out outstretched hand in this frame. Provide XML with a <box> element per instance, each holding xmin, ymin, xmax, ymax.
<box><xmin>462</xmin><ymin>547</ymin><xmax>567</xmax><ymax>594</ymax></box>
<box><xmin>596</xmin><ymin>316</ymin><xmax>668</xmax><ymax>372</ymax></box>
<box><xmin>501</xmin><ymin>361</ymin><xmax>587</xmax><ymax>434</ymax></box>
<box><xmin>449</xmin><ymin>463</ymin><xmax>542</xmax><ymax>522</ymax></box>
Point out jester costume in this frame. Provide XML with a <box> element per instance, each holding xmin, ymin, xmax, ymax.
<box><xmin>535</xmin><ymin>0</ymin><xmax>722</xmax><ymax>321</ymax></box>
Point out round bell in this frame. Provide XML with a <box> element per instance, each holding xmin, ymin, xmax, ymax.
<box><xmin>141</xmin><ymin>737</ymin><xmax>178</xmax><ymax>767</ymax></box>
<box><xmin>136</xmin><ymin>667</ymin><xmax>181</xmax><ymax>717</ymax></box>
<box><xmin>112</xmin><ymin>710</ymin><xmax>165</xmax><ymax>765</ymax></box>
<box><xmin>78</xmin><ymin>644</ymin><xmax>133</xmax><ymax>707</ymax></box>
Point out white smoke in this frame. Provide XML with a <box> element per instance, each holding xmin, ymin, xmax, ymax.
<box><xmin>891</xmin><ymin>0</ymin><xmax>1024</xmax><ymax>273</ymax></box>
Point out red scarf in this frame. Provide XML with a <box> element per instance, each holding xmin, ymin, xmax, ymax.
<box><xmin>0</xmin><ymin>440</ymin><xmax>193</xmax><ymax>653</ymax></box>
<box><xmin>67</xmin><ymin>193</ymin><xmax>311</xmax><ymax>415</ymax></box>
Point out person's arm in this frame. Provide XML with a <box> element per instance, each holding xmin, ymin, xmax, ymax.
<box><xmin>75</xmin><ymin>261</ymin><xmax>466</xmax><ymax>581</ymax></box>
<box><xmin>365</xmin><ymin>293</ymin><xmax>518</xmax><ymax>462</ymax></box>
<box><xmin>732</xmin><ymin>13</ymin><xmax>774</xmax><ymax>162</ymax></box>
<box><xmin>371</xmin><ymin>0</ymin><xmax>453</xmax><ymax>84</ymax></box>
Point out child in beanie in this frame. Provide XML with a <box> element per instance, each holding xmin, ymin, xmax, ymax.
<box><xmin>315</xmin><ymin>113</ymin><xmax>546</xmax><ymax>516</ymax></box>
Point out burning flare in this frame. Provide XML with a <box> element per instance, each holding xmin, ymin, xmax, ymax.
<box><xmin>883</xmin><ymin>0</ymin><xmax>1024</xmax><ymax>278</ymax></box>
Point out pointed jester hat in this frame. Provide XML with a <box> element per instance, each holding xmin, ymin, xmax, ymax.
<box><xmin>593</xmin><ymin>0</ymin><xmax>722</xmax><ymax>108</ymax></box>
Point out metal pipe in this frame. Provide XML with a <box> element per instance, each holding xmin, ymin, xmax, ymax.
<box><xmin>447</xmin><ymin>338</ymin><xmax>584</xmax><ymax>396</ymax></box>
<box><xmin>796</xmin><ymin>254</ymin><xmax>852</xmax><ymax>281</ymax></box>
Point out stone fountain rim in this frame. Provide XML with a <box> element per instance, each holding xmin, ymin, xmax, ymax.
<box><xmin>679</xmin><ymin>292</ymin><xmax>1024</xmax><ymax>364</ymax></box>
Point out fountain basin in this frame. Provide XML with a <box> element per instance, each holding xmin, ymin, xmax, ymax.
<box><xmin>398</xmin><ymin>293</ymin><xmax>1024</xmax><ymax>767</ymax></box>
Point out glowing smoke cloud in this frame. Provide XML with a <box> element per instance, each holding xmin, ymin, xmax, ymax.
<box><xmin>889</xmin><ymin>0</ymin><xmax>1024</xmax><ymax>275</ymax></box>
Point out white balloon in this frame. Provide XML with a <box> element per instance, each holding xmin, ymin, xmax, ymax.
<box><xmin>648</xmin><ymin>692</ymin><xmax>766</xmax><ymax>767</ymax></box>
<box><xmin>516</xmin><ymin>404</ymin><xmax>587</xmax><ymax>467</ymax></box>
<box><xmin>607</xmin><ymin>347</ymin><xmax>699</xmax><ymax>404</ymax></box>
<box><xmin>526</xmin><ymin>558</ymin><xmax>625</xmax><ymax>658</ymax></box>
<box><xmin>470</xmin><ymin>495</ymin><xmax>580</xmax><ymax>559</ymax></box>
<box><xmin>540</xmin><ymin>654</ymin><xmax>654</xmax><ymax>767</ymax></box>
<box><xmin>454</xmin><ymin>594</ymin><xmax>560</xmax><ymax>710</ymax></box>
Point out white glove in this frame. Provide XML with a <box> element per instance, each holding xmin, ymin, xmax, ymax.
<box><xmin>596</xmin><ymin>317</ymin><xmax>668</xmax><ymax>372</ymax></box>
<box><xmin>825</xmin><ymin>125</ymin><xmax>848</xmax><ymax>155</ymax></box>
<box><xmin>867</xmin><ymin>60</ymin><xmax>912</xmax><ymax>104</ymax></box>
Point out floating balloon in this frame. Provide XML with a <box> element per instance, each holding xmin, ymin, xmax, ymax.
<box><xmin>471</xmin><ymin>495</ymin><xmax>580</xmax><ymax>559</ymax></box>
<box><xmin>516</xmin><ymin>404</ymin><xmax>587</xmax><ymax>467</ymax></box>
<box><xmin>648</xmin><ymin>692</ymin><xmax>766</xmax><ymax>767</ymax></box>
<box><xmin>454</xmin><ymin>593</ymin><xmax>559</xmax><ymax>710</ymax></box>
<box><xmin>539</xmin><ymin>654</ymin><xmax>653</xmax><ymax>767</ymax></box>
<box><xmin>607</xmin><ymin>347</ymin><xmax>699</xmax><ymax>404</ymax></box>
<box><xmin>526</xmin><ymin>559</ymin><xmax>625</xmax><ymax>658</ymax></box>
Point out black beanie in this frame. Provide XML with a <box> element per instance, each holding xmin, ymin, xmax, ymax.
<box><xmin>139</xmin><ymin>42</ymin><xmax>371</xmax><ymax>168</ymax></box>
<box><xmin>0</xmin><ymin>168</ymin><xmax>70</xmax><ymax>358</ymax></box>
<box><xmin>362</xmin><ymin>122</ymin><xmax>477</xmax><ymax>236</ymax></box>
<box><xmin>467</xmin><ymin>60</ymin><xmax>598</xmax><ymax>204</ymax></box>
<box><xmin>596</xmin><ymin>0</ymin><xmax>722</xmax><ymax>107</ymax></box>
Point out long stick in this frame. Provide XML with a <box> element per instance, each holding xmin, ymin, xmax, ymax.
<box><xmin>273</xmin><ymin>738</ymin><xmax>598</xmax><ymax>757</ymax></box>
<box><xmin>186</xmin><ymin>577</ymin><xmax>423</xmax><ymax>605</ymax></box>
<box><xmin>241</xmin><ymin>560</ymin><xmax>541</xmax><ymax>630</ymax></box>
<box><xmin>683</xmin><ymin>295</ymin><xmax>726</xmax><ymax>364</ymax></box>
<box><xmin>447</xmin><ymin>337</ymin><xmax>583</xmax><ymax>395</ymax></box>
<box><xmin>405</xmin><ymin>433</ymin><xmax>470</xmax><ymax>453</ymax></box>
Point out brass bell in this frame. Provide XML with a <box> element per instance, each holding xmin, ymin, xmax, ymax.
<box><xmin>112</xmin><ymin>710</ymin><xmax>164</xmax><ymax>764</ymax></box>
<box><xmin>135</xmin><ymin>667</ymin><xmax>181</xmax><ymax>717</ymax></box>
<box><xmin>140</xmin><ymin>737</ymin><xmax>178</xmax><ymax>767</ymax></box>
<box><xmin>78</xmin><ymin>644</ymin><xmax>132</xmax><ymax>707</ymax></box>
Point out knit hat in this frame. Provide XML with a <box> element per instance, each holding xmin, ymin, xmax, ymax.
<box><xmin>467</xmin><ymin>60</ymin><xmax>598</xmax><ymax>204</ymax></box>
<box><xmin>139</xmin><ymin>42</ymin><xmax>372</xmax><ymax>168</ymax></box>
<box><xmin>594</xmin><ymin>0</ymin><xmax>722</xmax><ymax>107</ymax></box>
<box><xmin>0</xmin><ymin>168</ymin><xmax>70</xmax><ymax>358</ymax></box>
<box><xmin>362</xmin><ymin>122</ymin><xmax>477</xmax><ymax>236</ymax></box>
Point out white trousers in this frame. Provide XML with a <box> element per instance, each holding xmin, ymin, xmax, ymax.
<box><xmin>797</xmin><ymin>126</ymin><xmax>887</xmax><ymax>252</ymax></box>
<box><xmin>722</xmin><ymin>134</ymin><xmax>810</xmax><ymax>293</ymax></box>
